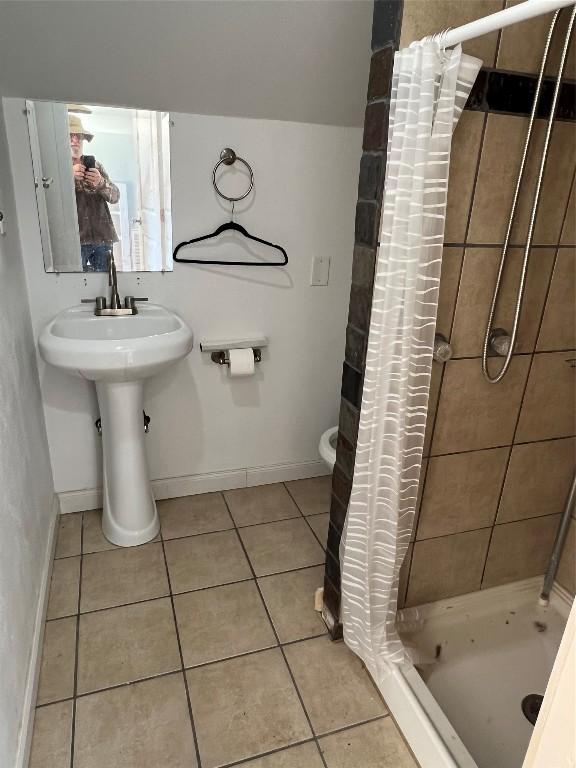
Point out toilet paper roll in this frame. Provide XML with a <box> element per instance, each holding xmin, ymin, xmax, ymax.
<box><xmin>228</xmin><ymin>348</ymin><xmax>255</xmax><ymax>377</ymax></box>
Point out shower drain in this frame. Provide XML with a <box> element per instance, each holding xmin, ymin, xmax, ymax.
<box><xmin>521</xmin><ymin>694</ymin><xmax>543</xmax><ymax>726</ymax></box>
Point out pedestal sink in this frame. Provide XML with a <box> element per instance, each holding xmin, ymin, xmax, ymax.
<box><xmin>39</xmin><ymin>304</ymin><xmax>193</xmax><ymax>547</ymax></box>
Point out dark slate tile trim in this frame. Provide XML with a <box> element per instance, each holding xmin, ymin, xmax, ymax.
<box><xmin>466</xmin><ymin>68</ymin><xmax>576</xmax><ymax>121</ymax></box>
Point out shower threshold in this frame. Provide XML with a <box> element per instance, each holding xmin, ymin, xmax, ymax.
<box><xmin>376</xmin><ymin>577</ymin><xmax>571</xmax><ymax>768</ymax></box>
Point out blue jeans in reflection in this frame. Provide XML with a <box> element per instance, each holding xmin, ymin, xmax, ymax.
<box><xmin>81</xmin><ymin>243</ymin><xmax>112</xmax><ymax>272</ymax></box>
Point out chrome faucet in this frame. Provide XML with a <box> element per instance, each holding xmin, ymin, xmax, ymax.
<box><xmin>108</xmin><ymin>251</ymin><xmax>122</xmax><ymax>310</ymax></box>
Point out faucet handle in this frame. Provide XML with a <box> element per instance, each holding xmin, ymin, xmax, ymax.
<box><xmin>124</xmin><ymin>296</ymin><xmax>148</xmax><ymax>312</ymax></box>
<box><xmin>81</xmin><ymin>296</ymin><xmax>107</xmax><ymax>310</ymax></box>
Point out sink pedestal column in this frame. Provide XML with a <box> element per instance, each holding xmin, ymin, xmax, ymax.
<box><xmin>96</xmin><ymin>380</ymin><xmax>159</xmax><ymax>547</ymax></box>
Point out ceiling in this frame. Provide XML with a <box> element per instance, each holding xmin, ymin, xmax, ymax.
<box><xmin>0</xmin><ymin>0</ymin><xmax>373</xmax><ymax>127</ymax></box>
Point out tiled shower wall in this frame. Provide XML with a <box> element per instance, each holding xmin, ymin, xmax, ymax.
<box><xmin>323</xmin><ymin>0</ymin><xmax>576</xmax><ymax>636</ymax></box>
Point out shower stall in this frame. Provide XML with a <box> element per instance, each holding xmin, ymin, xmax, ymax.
<box><xmin>334</xmin><ymin>1</ymin><xmax>576</xmax><ymax>766</ymax></box>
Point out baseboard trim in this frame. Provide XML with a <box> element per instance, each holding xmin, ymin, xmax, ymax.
<box><xmin>15</xmin><ymin>494</ymin><xmax>60</xmax><ymax>768</ymax></box>
<box><xmin>58</xmin><ymin>460</ymin><xmax>330</xmax><ymax>513</ymax></box>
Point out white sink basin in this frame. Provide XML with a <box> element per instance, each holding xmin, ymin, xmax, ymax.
<box><xmin>39</xmin><ymin>303</ymin><xmax>193</xmax><ymax>382</ymax></box>
<box><xmin>39</xmin><ymin>303</ymin><xmax>193</xmax><ymax>548</ymax></box>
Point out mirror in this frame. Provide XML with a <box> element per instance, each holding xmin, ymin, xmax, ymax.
<box><xmin>26</xmin><ymin>101</ymin><xmax>173</xmax><ymax>273</ymax></box>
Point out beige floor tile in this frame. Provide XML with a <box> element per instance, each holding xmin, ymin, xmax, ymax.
<box><xmin>537</xmin><ymin>249</ymin><xmax>576</xmax><ymax>351</ymax></box>
<box><xmin>432</xmin><ymin>357</ymin><xmax>530</xmax><ymax>454</ymax></box>
<box><xmin>82</xmin><ymin>509</ymin><xmax>117</xmax><ymax>554</ymax></box>
<box><xmin>320</xmin><ymin>718</ymin><xmax>417</xmax><ymax>768</ymax></box>
<box><xmin>159</xmin><ymin>492</ymin><xmax>233</xmax><ymax>539</ymax></box>
<box><xmin>74</xmin><ymin>673</ymin><xmax>197</xmax><ymax>768</ymax></box>
<box><xmin>77</xmin><ymin>598</ymin><xmax>181</xmax><ymax>694</ymax></box>
<box><xmin>307</xmin><ymin>513</ymin><xmax>330</xmax><ymax>548</ymax></box>
<box><xmin>225</xmin><ymin>483</ymin><xmax>300</xmax><ymax>526</ymax></box>
<box><xmin>82</xmin><ymin>509</ymin><xmax>160</xmax><ymax>553</ymax></box>
<box><xmin>29</xmin><ymin>701</ymin><xmax>73</xmax><ymax>768</ymax></box>
<box><xmin>406</xmin><ymin>529</ymin><xmax>491</xmax><ymax>606</ymax></box>
<box><xmin>258</xmin><ymin>566</ymin><xmax>326</xmax><ymax>643</ymax></box>
<box><xmin>37</xmin><ymin>617</ymin><xmax>76</xmax><ymax>705</ymax></box>
<box><xmin>175</xmin><ymin>581</ymin><xmax>276</xmax><ymax>667</ymax></box>
<box><xmin>417</xmin><ymin>448</ymin><xmax>508</xmax><ymax>540</ymax></box>
<box><xmin>284</xmin><ymin>636</ymin><xmax>386</xmax><ymax>735</ymax></box>
<box><xmin>498</xmin><ymin>438</ymin><xmax>575</xmax><ymax>523</ymax></box>
<box><xmin>240</xmin><ymin>518</ymin><xmax>325</xmax><ymax>576</ymax></box>
<box><xmin>186</xmin><ymin>648</ymin><xmax>311</xmax><ymax>768</ymax></box>
<box><xmin>241</xmin><ymin>742</ymin><xmax>324</xmax><ymax>767</ymax></box>
<box><xmin>483</xmin><ymin>515</ymin><xmax>560</xmax><ymax>588</ymax></box>
<box><xmin>54</xmin><ymin>513</ymin><xmax>82</xmax><ymax>559</ymax></box>
<box><xmin>451</xmin><ymin>248</ymin><xmax>555</xmax><ymax>356</ymax></box>
<box><xmin>81</xmin><ymin>543</ymin><xmax>169</xmax><ymax>613</ymax></box>
<box><xmin>516</xmin><ymin>351</ymin><xmax>576</xmax><ymax>442</ymax></box>
<box><xmin>47</xmin><ymin>556</ymin><xmax>80</xmax><ymax>619</ymax></box>
<box><xmin>165</xmin><ymin>529</ymin><xmax>251</xmax><ymax>593</ymax></box>
<box><xmin>285</xmin><ymin>476</ymin><xmax>332</xmax><ymax>516</ymax></box>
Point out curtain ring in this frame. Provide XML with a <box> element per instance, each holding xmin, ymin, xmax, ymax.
<box><xmin>212</xmin><ymin>148</ymin><xmax>254</xmax><ymax>203</ymax></box>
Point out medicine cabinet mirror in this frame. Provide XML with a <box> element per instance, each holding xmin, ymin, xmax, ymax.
<box><xmin>26</xmin><ymin>100</ymin><xmax>173</xmax><ymax>273</ymax></box>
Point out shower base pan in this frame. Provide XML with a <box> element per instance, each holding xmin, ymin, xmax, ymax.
<box><xmin>377</xmin><ymin>577</ymin><xmax>571</xmax><ymax>768</ymax></box>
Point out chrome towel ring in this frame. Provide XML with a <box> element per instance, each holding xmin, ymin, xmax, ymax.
<box><xmin>212</xmin><ymin>148</ymin><xmax>254</xmax><ymax>203</ymax></box>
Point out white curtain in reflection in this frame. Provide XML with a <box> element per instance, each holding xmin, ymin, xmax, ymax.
<box><xmin>340</xmin><ymin>43</ymin><xmax>481</xmax><ymax>669</ymax></box>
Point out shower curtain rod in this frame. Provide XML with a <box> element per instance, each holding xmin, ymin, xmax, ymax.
<box><xmin>435</xmin><ymin>0</ymin><xmax>574</xmax><ymax>48</ymax></box>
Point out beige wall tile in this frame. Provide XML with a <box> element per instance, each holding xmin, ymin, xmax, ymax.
<box><xmin>284</xmin><ymin>636</ymin><xmax>386</xmax><ymax>735</ymax></box>
<box><xmin>399</xmin><ymin>0</ymin><xmax>501</xmax><ymax>64</ymax></box>
<box><xmin>432</xmin><ymin>356</ymin><xmax>530</xmax><ymax>454</ymax></box>
<box><xmin>445</xmin><ymin>113</ymin><xmax>485</xmax><ymax>243</ymax></box>
<box><xmin>451</xmin><ymin>248</ymin><xmax>555</xmax><ymax>356</ymax></box>
<box><xmin>516</xmin><ymin>351</ymin><xmax>576</xmax><ymax>442</ymax></box>
<box><xmin>37</xmin><ymin>616</ymin><xmax>77</xmax><ymax>705</ymax></box>
<box><xmin>29</xmin><ymin>701</ymin><xmax>73</xmax><ymax>768</ymax></box>
<box><xmin>320</xmin><ymin>718</ymin><xmax>418</xmax><ymax>768</ymax></box>
<box><xmin>74</xmin><ymin>674</ymin><xmax>197</xmax><ymax>768</ymax></box>
<box><xmin>77</xmin><ymin>598</ymin><xmax>181</xmax><ymax>694</ymax></box>
<box><xmin>406</xmin><ymin>528</ymin><xmax>491</xmax><ymax>606</ymax></box>
<box><xmin>483</xmin><ymin>514</ymin><xmax>560</xmax><ymax>588</ymax></box>
<box><xmin>187</xmin><ymin>649</ymin><xmax>311</xmax><ymax>767</ymax></box>
<box><xmin>417</xmin><ymin>448</ymin><xmax>508</xmax><ymax>539</ymax></box>
<box><xmin>556</xmin><ymin>517</ymin><xmax>575</xmax><ymax>595</ymax></box>
<box><xmin>436</xmin><ymin>248</ymin><xmax>464</xmax><ymax>340</ymax></box>
<box><xmin>468</xmin><ymin>117</ymin><xmax>576</xmax><ymax>245</ymax></box>
<box><xmin>498</xmin><ymin>438</ymin><xmax>575</xmax><ymax>523</ymax></box>
<box><xmin>537</xmin><ymin>249</ymin><xmax>576</xmax><ymax>351</ymax></box>
<box><xmin>561</xmin><ymin>183</ymin><xmax>575</xmax><ymax>245</ymax></box>
<box><xmin>497</xmin><ymin>0</ymin><xmax>576</xmax><ymax>78</ymax></box>
<box><xmin>398</xmin><ymin>543</ymin><xmax>413</xmax><ymax>610</ymax></box>
<box><xmin>424</xmin><ymin>363</ymin><xmax>442</xmax><ymax>457</ymax></box>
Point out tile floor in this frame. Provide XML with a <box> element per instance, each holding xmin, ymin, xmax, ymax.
<box><xmin>30</xmin><ymin>476</ymin><xmax>418</xmax><ymax>768</ymax></box>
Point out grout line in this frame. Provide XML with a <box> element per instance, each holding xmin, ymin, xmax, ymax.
<box><xmin>221</xmin><ymin>494</ymin><xmax>331</xmax><ymax>768</ymax></box>
<box><xmin>444</xmin><ymin>242</ymin><xmax>576</xmax><ymax>249</ymax></box>
<box><xmin>68</xmin><ymin>511</ymin><xmax>84</xmax><ymax>768</ymax></box>
<box><xmin>159</xmin><ymin>523</ymin><xmax>203</xmax><ymax>768</ymax></box>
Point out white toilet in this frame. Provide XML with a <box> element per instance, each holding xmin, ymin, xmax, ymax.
<box><xmin>319</xmin><ymin>426</ymin><xmax>338</xmax><ymax>471</ymax></box>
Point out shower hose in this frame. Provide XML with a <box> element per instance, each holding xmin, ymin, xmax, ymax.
<box><xmin>482</xmin><ymin>5</ymin><xmax>576</xmax><ymax>383</ymax></box>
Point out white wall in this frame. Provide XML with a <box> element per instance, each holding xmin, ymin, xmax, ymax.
<box><xmin>4</xmin><ymin>98</ymin><xmax>361</xmax><ymax>496</ymax></box>
<box><xmin>0</xmin><ymin>101</ymin><xmax>54</xmax><ymax>768</ymax></box>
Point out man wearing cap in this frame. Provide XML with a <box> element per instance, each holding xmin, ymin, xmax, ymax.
<box><xmin>69</xmin><ymin>114</ymin><xmax>120</xmax><ymax>272</ymax></box>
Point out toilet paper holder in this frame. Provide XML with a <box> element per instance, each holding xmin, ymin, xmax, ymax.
<box><xmin>210</xmin><ymin>349</ymin><xmax>262</xmax><ymax>366</ymax></box>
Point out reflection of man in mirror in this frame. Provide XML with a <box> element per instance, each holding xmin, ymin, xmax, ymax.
<box><xmin>69</xmin><ymin>114</ymin><xmax>120</xmax><ymax>272</ymax></box>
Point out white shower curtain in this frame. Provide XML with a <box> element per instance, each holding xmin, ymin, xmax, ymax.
<box><xmin>340</xmin><ymin>42</ymin><xmax>481</xmax><ymax>672</ymax></box>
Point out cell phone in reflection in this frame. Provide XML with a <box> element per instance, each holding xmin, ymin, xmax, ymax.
<box><xmin>82</xmin><ymin>155</ymin><xmax>96</xmax><ymax>170</ymax></box>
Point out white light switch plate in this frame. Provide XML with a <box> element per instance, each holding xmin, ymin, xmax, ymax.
<box><xmin>310</xmin><ymin>255</ymin><xmax>330</xmax><ymax>286</ymax></box>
